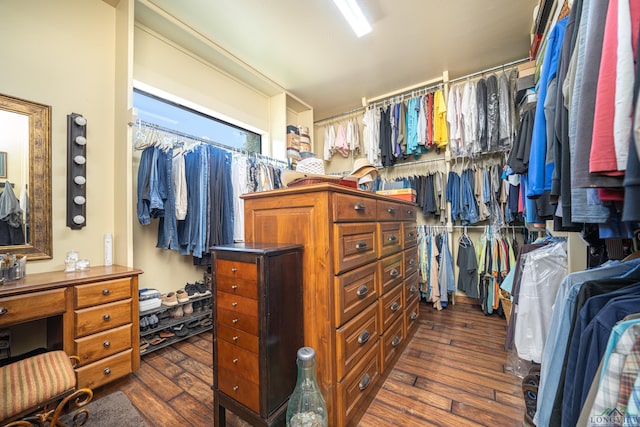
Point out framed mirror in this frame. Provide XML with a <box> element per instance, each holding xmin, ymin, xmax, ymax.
<box><xmin>0</xmin><ymin>93</ymin><xmax>51</xmax><ymax>260</ymax></box>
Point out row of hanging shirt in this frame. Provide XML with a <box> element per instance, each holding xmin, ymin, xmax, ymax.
<box><xmin>417</xmin><ymin>225</ymin><xmax>455</xmax><ymax>311</ymax></box>
<box><xmin>446</xmin><ymin>71</ymin><xmax>518</xmax><ymax>158</ymax></box>
<box><xmin>323</xmin><ymin>118</ymin><xmax>360</xmax><ymax>160</ymax></box>
<box><xmin>360</xmin><ymin>88</ymin><xmax>449</xmax><ymax>167</ymax></box>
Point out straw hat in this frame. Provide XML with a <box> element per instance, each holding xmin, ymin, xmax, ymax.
<box><xmin>349</xmin><ymin>158</ymin><xmax>378</xmax><ymax>180</ymax></box>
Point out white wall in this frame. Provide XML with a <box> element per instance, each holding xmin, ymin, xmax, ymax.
<box><xmin>0</xmin><ymin>0</ymin><xmax>117</xmax><ymax>274</ymax></box>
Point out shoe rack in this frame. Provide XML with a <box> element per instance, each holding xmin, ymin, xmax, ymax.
<box><xmin>139</xmin><ymin>294</ymin><xmax>213</xmax><ymax>356</ymax></box>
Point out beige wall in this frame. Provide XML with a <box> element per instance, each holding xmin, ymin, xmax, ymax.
<box><xmin>131</xmin><ymin>24</ymin><xmax>281</xmax><ymax>292</ymax></box>
<box><xmin>0</xmin><ymin>0</ymin><xmax>117</xmax><ymax>274</ymax></box>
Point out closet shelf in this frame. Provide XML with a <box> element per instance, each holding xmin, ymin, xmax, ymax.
<box><xmin>140</xmin><ymin>310</ymin><xmax>212</xmax><ymax>338</ymax></box>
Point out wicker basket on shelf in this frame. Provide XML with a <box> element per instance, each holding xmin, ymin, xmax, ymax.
<box><xmin>499</xmin><ymin>289</ymin><xmax>512</xmax><ymax>325</ymax></box>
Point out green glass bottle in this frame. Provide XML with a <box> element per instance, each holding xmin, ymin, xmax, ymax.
<box><xmin>286</xmin><ymin>347</ymin><xmax>328</xmax><ymax>427</ymax></box>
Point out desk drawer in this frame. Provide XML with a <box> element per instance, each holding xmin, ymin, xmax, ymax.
<box><xmin>404</xmin><ymin>271</ymin><xmax>420</xmax><ymax>307</ymax></box>
<box><xmin>334</xmin><ymin>262</ymin><xmax>378</xmax><ymax>327</ymax></box>
<box><xmin>334</xmin><ymin>223</ymin><xmax>378</xmax><ymax>274</ymax></box>
<box><xmin>333</xmin><ymin>193</ymin><xmax>376</xmax><ymax>222</ymax></box>
<box><xmin>75</xmin><ymin>278</ymin><xmax>131</xmax><ymax>309</ymax></box>
<box><xmin>378</xmin><ymin>252</ymin><xmax>403</xmax><ymax>295</ymax></box>
<box><xmin>336</xmin><ymin>302</ymin><xmax>378</xmax><ymax>381</ymax></box>
<box><xmin>403</xmin><ymin>223</ymin><xmax>417</xmax><ymax>248</ymax></box>
<box><xmin>215</xmin><ymin>259</ymin><xmax>257</xmax><ymax>282</ymax></box>
<box><xmin>75</xmin><ymin>299</ymin><xmax>132</xmax><ymax>337</ymax></box>
<box><xmin>404</xmin><ymin>248</ymin><xmax>418</xmax><ymax>278</ymax></box>
<box><xmin>218</xmin><ymin>366</ymin><xmax>260</xmax><ymax>414</ymax></box>
<box><xmin>215</xmin><ymin>276</ymin><xmax>258</xmax><ymax>300</ymax></box>
<box><xmin>217</xmin><ymin>339</ymin><xmax>259</xmax><ymax>383</ymax></box>
<box><xmin>75</xmin><ymin>323</ymin><xmax>132</xmax><ymax>366</ymax></box>
<box><xmin>216</xmin><ymin>291</ymin><xmax>258</xmax><ymax>318</ymax></box>
<box><xmin>0</xmin><ymin>289</ymin><xmax>65</xmax><ymax>327</ymax></box>
<box><xmin>76</xmin><ymin>349</ymin><xmax>132</xmax><ymax>390</ymax></box>
<box><xmin>217</xmin><ymin>323</ymin><xmax>259</xmax><ymax>354</ymax></box>
<box><xmin>380</xmin><ymin>315</ymin><xmax>404</xmax><ymax>373</ymax></box>
<box><xmin>217</xmin><ymin>307</ymin><xmax>259</xmax><ymax>336</ymax></box>
<box><xmin>378</xmin><ymin>284</ymin><xmax>403</xmax><ymax>333</ymax></box>
<box><xmin>336</xmin><ymin>343</ymin><xmax>380</xmax><ymax>427</ymax></box>
<box><xmin>377</xmin><ymin>222</ymin><xmax>402</xmax><ymax>258</ymax></box>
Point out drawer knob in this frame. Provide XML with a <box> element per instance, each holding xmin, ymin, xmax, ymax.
<box><xmin>232</xmin><ymin>358</ymin><xmax>238</xmax><ymax>364</ymax></box>
<box><xmin>231</xmin><ymin>284</ymin><xmax>238</xmax><ymax>290</ymax></box>
<box><xmin>409</xmin><ymin>232</ymin><xmax>416</xmax><ymax>238</ymax></box>
<box><xmin>103</xmin><ymin>314</ymin><xmax>111</xmax><ymax>321</ymax></box>
<box><xmin>410</xmin><ymin>285</ymin><xmax>417</xmax><ymax>293</ymax></box>
<box><xmin>409</xmin><ymin>258</ymin><xmax>416</xmax><ymax>266</ymax></box>
<box><xmin>232</xmin><ymin>336</ymin><xmax>239</xmax><ymax>342</ymax></box>
<box><xmin>407</xmin><ymin>209</ymin><xmax>414</xmax><ymax>215</ymax></box>
<box><xmin>390</xmin><ymin>268</ymin><xmax>399</xmax><ymax>277</ymax></box>
<box><xmin>356</xmin><ymin>285</ymin><xmax>369</xmax><ymax>297</ymax></box>
<box><xmin>355</xmin><ymin>241</ymin><xmax>367</xmax><ymax>250</ymax></box>
<box><xmin>0</xmin><ymin>307</ymin><xmax>7</xmax><ymax>316</ymax></box>
<box><xmin>359</xmin><ymin>373</ymin><xmax>371</xmax><ymax>391</ymax></box>
<box><xmin>231</xmin><ymin>267</ymin><xmax>237</xmax><ymax>273</ymax></box>
<box><xmin>104</xmin><ymin>368</ymin><xmax>111</xmax><ymax>376</ymax></box>
<box><xmin>232</xmin><ymin>318</ymin><xmax>239</xmax><ymax>324</ymax></box>
<box><xmin>353</xmin><ymin>203</ymin><xmax>366</xmax><ymax>211</ymax></box>
<box><xmin>391</xmin><ymin>336</ymin><xmax>401</xmax><ymax>347</ymax></box>
<box><xmin>388</xmin><ymin>235</ymin><xmax>398</xmax><ymax>242</ymax></box>
<box><xmin>102</xmin><ymin>289</ymin><xmax>110</xmax><ymax>296</ymax></box>
<box><xmin>103</xmin><ymin>341</ymin><xmax>111</xmax><ymax>348</ymax></box>
<box><xmin>231</xmin><ymin>302</ymin><xmax>238</xmax><ymax>307</ymax></box>
<box><xmin>357</xmin><ymin>329</ymin><xmax>370</xmax><ymax>345</ymax></box>
<box><xmin>410</xmin><ymin>312</ymin><xmax>418</xmax><ymax>320</ymax></box>
<box><xmin>387</xmin><ymin>207</ymin><xmax>395</xmax><ymax>214</ymax></box>
<box><xmin>233</xmin><ymin>385</ymin><xmax>239</xmax><ymax>392</ymax></box>
<box><xmin>390</xmin><ymin>302</ymin><xmax>400</xmax><ymax>312</ymax></box>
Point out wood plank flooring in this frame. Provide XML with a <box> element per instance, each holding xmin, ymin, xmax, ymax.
<box><xmin>96</xmin><ymin>297</ymin><xmax>525</xmax><ymax>426</ymax></box>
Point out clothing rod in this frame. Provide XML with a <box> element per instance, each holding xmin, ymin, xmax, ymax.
<box><xmin>385</xmin><ymin>156</ymin><xmax>447</xmax><ymax>168</ymax></box>
<box><xmin>448</xmin><ymin>57</ymin><xmax>531</xmax><ymax>84</ymax></box>
<box><xmin>368</xmin><ymin>82</ymin><xmax>444</xmax><ymax>111</ymax></box>
<box><xmin>366</xmin><ymin>76</ymin><xmax>444</xmax><ymax>105</ymax></box>
<box><xmin>449</xmin><ymin>225</ymin><xmax>526</xmax><ymax>229</ymax></box>
<box><xmin>132</xmin><ymin>120</ymin><xmax>288</xmax><ymax>166</ymax></box>
<box><xmin>314</xmin><ymin>106</ymin><xmax>365</xmax><ymax>125</ymax></box>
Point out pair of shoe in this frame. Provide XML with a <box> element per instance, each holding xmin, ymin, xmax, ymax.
<box><xmin>184</xmin><ymin>281</ymin><xmax>211</xmax><ymax>298</ymax></box>
<box><xmin>172</xmin><ymin>323</ymin><xmax>189</xmax><ymax>337</ymax></box>
<box><xmin>200</xmin><ymin>317</ymin><xmax>212</xmax><ymax>328</ymax></box>
<box><xmin>140</xmin><ymin>314</ymin><xmax>159</xmax><ymax>331</ymax></box>
<box><xmin>522</xmin><ymin>364</ymin><xmax>540</xmax><ymax>426</ymax></box>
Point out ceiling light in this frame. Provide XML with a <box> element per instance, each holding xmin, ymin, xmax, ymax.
<box><xmin>332</xmin><ymin>0</ymin><xmax>371</xmax><ymax>37</ymax></box>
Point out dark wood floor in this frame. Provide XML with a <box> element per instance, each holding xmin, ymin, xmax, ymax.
<box><xmin>97</xmin><ymin>297</ymin><xmax>525</xmax><ymax>426</ymax></box>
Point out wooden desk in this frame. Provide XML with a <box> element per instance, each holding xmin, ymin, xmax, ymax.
<box><xmin>0</xmin><ymin>265</ymin><xmax>142</xmax><ymax>389</ymax></box>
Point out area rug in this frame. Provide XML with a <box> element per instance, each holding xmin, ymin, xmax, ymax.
<box><xmin>59</xmin><ymin>391</ymin><xmax>147</xmax><ymax>426</ymax></box>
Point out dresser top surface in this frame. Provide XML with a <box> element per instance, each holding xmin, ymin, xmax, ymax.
<box><xmin>210</xmin><ymin>242</ymin><xmax>303</xmax><ymax>255</ymax></box>
<box><xmin>241</xmin><ymin>182</ymin><xmax>417</xmax><ymax>206</ymax></box>
<box><xmin>0</xmin><ymin>265</ymin><xmax>143</xmax><ymax>297</ymax></box>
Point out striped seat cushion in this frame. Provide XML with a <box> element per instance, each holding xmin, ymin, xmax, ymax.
<box><xmin>0</xmin><ymin>350</ymin><xmax>76</xmax><ymax>421</ymax></box>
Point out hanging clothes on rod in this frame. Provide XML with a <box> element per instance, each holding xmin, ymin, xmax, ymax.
<box><xmin>417</xmin><ymin>225</ymin><xmax>455</xmax><ymax>310</ymax></box>
<box><xmin>132</xmin><ymin>121</ymin><xmax>287</xmax><ymax>259</ymax></box>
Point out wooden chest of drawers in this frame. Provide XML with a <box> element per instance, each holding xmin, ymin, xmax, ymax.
<box><xmin>242</xmin><ymin>183</ymin><xmax>419</xmax><ymax>427</ymax></box>
<box><xmin>0</xmin><ymin>266</ymin><xmax>142</xmax><ymax>390</ymax></box>
<box><xmin>212</xmin><ymin>243</ymin><xmax>303</xmax><ymax>427</ymax></box>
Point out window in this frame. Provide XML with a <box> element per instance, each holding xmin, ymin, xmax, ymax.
<box><xmin>132</xmin><ymin>89</ymin><xmax>261</xmax><ymax>153</ymax></box>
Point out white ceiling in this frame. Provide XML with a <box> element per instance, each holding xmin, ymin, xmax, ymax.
<box><xmin>135</xmin><ymin>0</ymin><xmax>539</xmax><ymax>120</ymax></box>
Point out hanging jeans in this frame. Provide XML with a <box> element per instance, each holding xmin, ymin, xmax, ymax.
<box><xmin>136</xmin><ymin>147</ymin><xmax>154</xmax><ymax>225</ymax></box>
<box><xmin>156</xmin><ymin>148</ymin><xmax>179</xmax><ymax>250</ymax></box>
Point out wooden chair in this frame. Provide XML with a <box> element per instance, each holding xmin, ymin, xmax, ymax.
<box><xmin>0</xmin><ymin>350</ymin><xmax>93</xmax><ymax>427</ymax></box>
